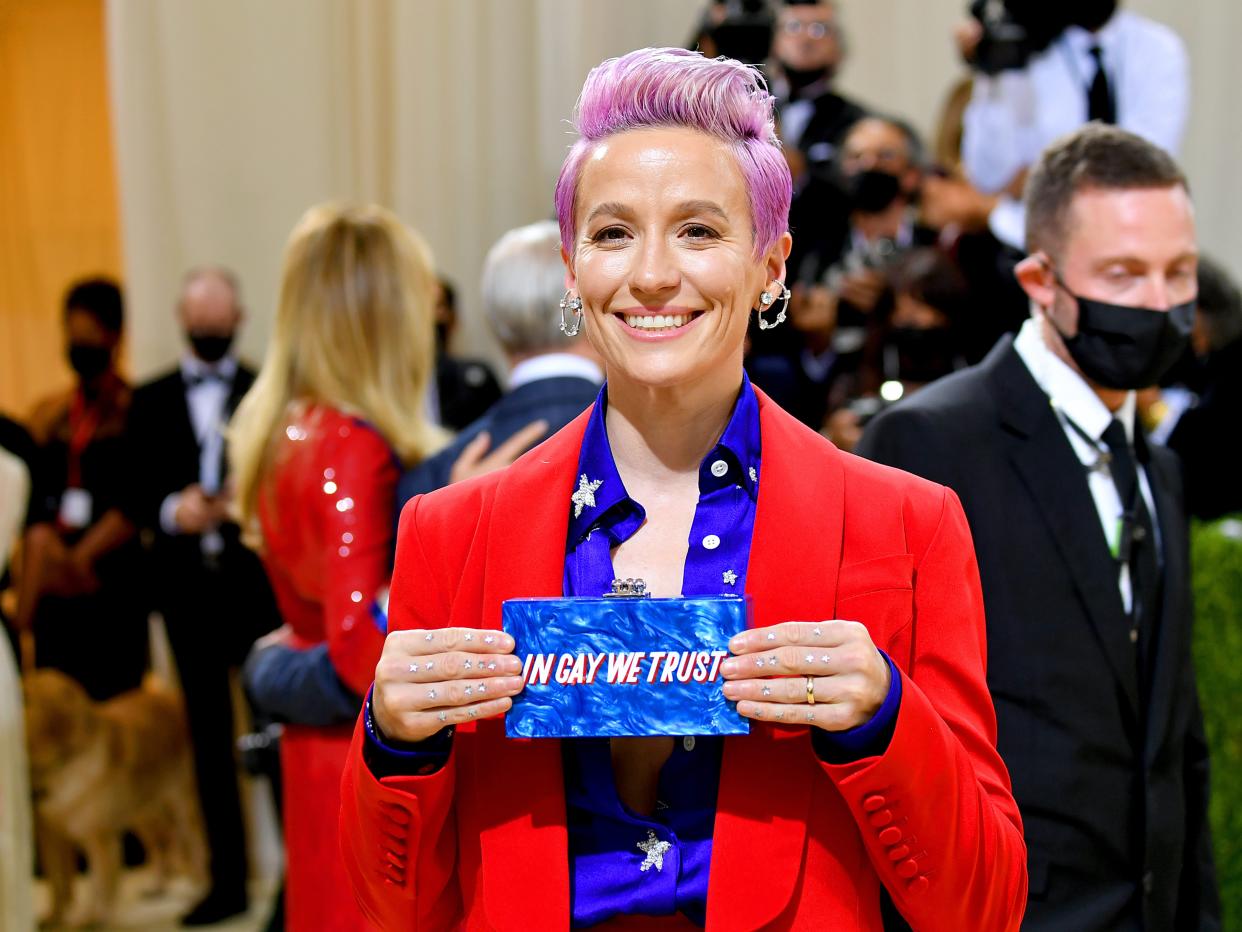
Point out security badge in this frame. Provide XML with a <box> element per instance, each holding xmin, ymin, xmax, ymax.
<box><xmin>59</xmin><ymin>488</ymin><xmax>93</xmax><ymax>530</ymax></box>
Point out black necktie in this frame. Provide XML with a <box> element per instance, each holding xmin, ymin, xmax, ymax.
<box><xmin>1087</xmin><ymin>44</ymin><xmax>1116</xmax><ymax>124</ymax></box>
<box><xmin>1101</xmin><ymin>419</ymin><xmax>1160</xmax><ymax>680</ymax></box>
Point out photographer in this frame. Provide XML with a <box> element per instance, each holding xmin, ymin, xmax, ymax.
<box><xmin>959</xmin><ymin>1</ymin><xmax>1188</xmax><ymax>249</ymax></box>
<box><xmin>775</xmin><ymin>115</ymin><xmax>937</xmax><ymax>428</ymax></box>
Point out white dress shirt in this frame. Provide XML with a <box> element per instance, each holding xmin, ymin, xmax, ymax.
<box><xmin>1013</xmin><ymin>317</ymin><xmax>1159</xmax><ymax>613</ymax></box>
<box><xmin>962</xmin><ymin>11</ymin><xmax>1189</xmax><ymax>249</ymax></box>
<box><xmin>159</xmin><ymin>354</ymin><xmax>237</xmax><ymax>539</ymax></box>
<box><xmin>507</xmin><ymin>353</ymin><xmax>604</xmax><ymax>390</ymax></box>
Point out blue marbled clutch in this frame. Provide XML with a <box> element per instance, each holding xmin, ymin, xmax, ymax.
<box><xmin>502</xmin><ymin>594</ymin><xmax>751</xmax><ymax>738</ymax></box>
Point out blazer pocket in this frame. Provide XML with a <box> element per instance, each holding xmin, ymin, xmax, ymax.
<box><xmin>835</xmin><ymin>554</ymin><xmax>915</xmax><ymax>650</ymax></box>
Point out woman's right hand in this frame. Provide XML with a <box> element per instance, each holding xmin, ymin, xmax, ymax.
<box><xmin>372</xmin><ymin>627</ymin><xmax>525</xmax><ymax>744</ymax></box>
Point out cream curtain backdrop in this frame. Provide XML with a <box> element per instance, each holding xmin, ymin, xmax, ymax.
<box><xmin>107</xmin><ymin>0</ymin><xmax>1242</xmax><ymax>380</ymax></box>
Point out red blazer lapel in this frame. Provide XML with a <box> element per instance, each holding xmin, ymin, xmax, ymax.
<box><xmin>708</xmin><ymin>391</ymin><xmax>846</xmax><ymax>930</ymax></box>
<box><xmin>475</xmin><ymin>409</ymin><xmax>590</xmax><ymax>930</ymax></box>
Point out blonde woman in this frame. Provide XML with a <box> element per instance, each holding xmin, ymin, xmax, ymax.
<box><xmin>229</xmin><ymin>202</ymin><xmax>444</xmax><ymax>931</ymax></box>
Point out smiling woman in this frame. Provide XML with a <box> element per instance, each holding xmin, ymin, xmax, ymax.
<box><xmin>341</xmin><ymin>47</ymin><xmax>1027</xmax><ymax>931</ymax></box>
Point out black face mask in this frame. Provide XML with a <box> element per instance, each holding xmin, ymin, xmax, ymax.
<box><xmin>1056</xmin><ymin>290</ymin><xmax>1196</xmax><ymax>390</ymax></box>
<box><xmin>67</xmin><ymin>344</ymin><xmax>112</xmax><ymax>382</ymax></box>
<box><xmin>188</xmin><ymin>331</ymin><xmax>234</xmax><ymax>364</ymax></box>
<box><xmin>842</xmin><ymin>169</ymin><xmax>902</xmax><ymax>214</ymax></box>
<box><xmin>1070</xmin><ymin>0</ymin><xmax>1118</xmax><ymax>31</ymax></box>
<box><xmin>781</xmin><ymin>63</ymin><xmax>833</xmax><ymax>95</ymax></box>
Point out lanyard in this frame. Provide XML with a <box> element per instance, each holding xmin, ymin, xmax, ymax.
<box><xmin>66</xmin><ymin>390</ymin><xmax>103</xmax><ymax>489</ymax></box>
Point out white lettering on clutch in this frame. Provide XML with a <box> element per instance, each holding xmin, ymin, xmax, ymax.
<box><xmin>521</xmin><ymin>650</ymin><xmax>729</xmax><ymax>687</ymax></box>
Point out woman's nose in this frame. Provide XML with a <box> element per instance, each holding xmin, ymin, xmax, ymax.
<box><xmin>631</xmin><ymin>236</ymin><xmax>680</xmax><ymax>297</ymax></box>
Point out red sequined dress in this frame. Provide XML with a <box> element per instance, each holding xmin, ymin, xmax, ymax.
<box><xmin>258</xmin><ymin>403</ymin><xmax>396</xmax><ymax>931</ymax></box>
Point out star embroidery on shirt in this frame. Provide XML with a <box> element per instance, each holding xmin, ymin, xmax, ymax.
<box><xmin>637</xmin><ymin>830</ymin><xmax>671</xmax><ymax>873</ymax></box>
<box><xmin>722</xmin><ymin>569</ymin><xmax>738</xmax><ymax>586</ymax></box>
<box><xmin>571</xmin><ymin>474</ymin><xmax>603</xmax><ymax>519</ymax></box>
<box><xmin>749</xmin><ymin>466</ymin><xmax>758</xmax><ymax>484</ymax></box>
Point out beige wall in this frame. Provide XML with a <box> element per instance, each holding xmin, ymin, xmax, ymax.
<box><xmin>107</xmin><ymin>0</ymin><xmax>1241</xmax><ymax>381</ymax></box>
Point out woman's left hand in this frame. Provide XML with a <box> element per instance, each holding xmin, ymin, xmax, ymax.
<box><xmin>719</xmin><ymin>621</ymin><xmax>890</xmax><ymax>732</ymax></box>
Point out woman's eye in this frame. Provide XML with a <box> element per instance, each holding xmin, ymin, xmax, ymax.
<box><xmin>683</xmin><ymin>224</ymin><xmax>719</xmax><ymax>240</ymax></box>
<box><xmin>591</xmin><ymin>227</ymin><xmax>629</xmax><ymax>243</ymax></box>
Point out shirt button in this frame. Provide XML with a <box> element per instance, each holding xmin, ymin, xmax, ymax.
<box><xmin>683</xmin><ymin>736</ymin><xmax>696</xmax><ymax>752</ymax></box>
<box><xmin>702</xmin><ymin>534</ymin><xmax>721</xmax><ymax>550</ymax></box>
<box><xmin>710</xmin><ymin>459</ymin><xmax>729</xmax><ymax>478</ymax></box>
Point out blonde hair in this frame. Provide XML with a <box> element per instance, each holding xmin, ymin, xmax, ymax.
<box><xmin>230</xmin><ymin>202</ymin><xmax>445</xmax><ymax>545</ymax></box>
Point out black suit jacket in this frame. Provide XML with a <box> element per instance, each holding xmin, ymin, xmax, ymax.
<box><xmin>397</xmin><ymin>374</ymin><xmax>600</xmax><ymax>515</ymax></box>
<box><xmin>857</xmin><ymin>337</ymin><xmax>1218</xmax><ymax>931</ymax></box>
<box><xmin>1168</xmin><ymin>336</ymin><xmax>1242</xmax><ymax>520</ymax></box>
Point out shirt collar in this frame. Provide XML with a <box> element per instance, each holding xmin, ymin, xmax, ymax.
<box><xmin>1013</xmin><ymin>315</ymin><xmax>1136</xmax><ymax>443</ymax></box>
<box><xmin>508</xmin><ymin>353</ymin><xmax>604</xmax><ymax>390</ymax></box>
<box><xmin>180</xmin><ymin>352</ymin><xmax>237</xmax><ymax>382</ymax></box>
<box><xmin>1063</xmin><ymin>13</ymin><xmax>1124</xmax><ymax>61</ymax></box>
<box><xmin>566</xmin><ymin>373</ymin><xmax>763</xmax><ymax>545</ymax></box>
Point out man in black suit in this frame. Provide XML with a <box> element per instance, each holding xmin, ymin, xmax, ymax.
<box><xmin>125</xmin><ymin>268</ymin><xmax>279</xmax><ymax>925</ymax></box>
<box><xmin>858</xmin><ymin>125</ymin><xmax>1218</xmax><ymax>929</ymax></box>
<box><xmin>771</xmin><ymin>0</ymin><xmax>866</xmax><ymax>180</ymax></box>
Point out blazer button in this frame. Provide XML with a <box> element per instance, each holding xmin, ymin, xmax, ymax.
<box><xmin>862</xmin><ymin>794</ymin><xmax>886</xmax><ymax>812</ymax></box>
<box><xmin>887</xmin><ymin>844</ymin><xmax>911</xmax><ymax>861</ymax></box>
<box><xmin>868</xmin><ymin>809</ymin><xmax>894</xmax><ymax>828</ymax></box>
<box><xmin>896</xmin><ymin>859</ymin><xmax>919</xmax><ymax>879</ymax></box>
<box><xmin>907</xmin><ymin>876</ymin><xmax>930</xmax><ymax>896</ymax></box>
<box><xmin>878</xmin><ymin>826</ymin><xmax>903</xmax><ymax>846</ymax></box>
<box><xmin>382</xmin><ymin>804</ymin><xmax>411</xmax><ymax>827</ymax></box>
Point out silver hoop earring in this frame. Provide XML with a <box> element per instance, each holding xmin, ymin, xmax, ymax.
<box><xmin>756</xmin><ymin>281</ymin><xmax>791</xmax><ymax>330</ymax></box>
<box><xmin>559</xmin><ymin>291</ymin><xmax>583</xmax><ymax>337</ymax></box>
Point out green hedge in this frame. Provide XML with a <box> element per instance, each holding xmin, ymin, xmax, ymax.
<box><xmin>1191</xmin><ymin>517</ymin><xmax>1242</xmax><ymax>928</ymax></box>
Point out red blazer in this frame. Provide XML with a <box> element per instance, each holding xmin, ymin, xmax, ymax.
<box><xmin>340</xmin><ymin>390</ymin><xmax>1027</xmax><ymax>931</ymax></box>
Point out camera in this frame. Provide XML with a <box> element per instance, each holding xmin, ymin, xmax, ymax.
<box><xmin>695</xmin><ymin>0</ymin><xmax>775</xmax><ymax>67</ymax></box>
<box><xmin>967</xmin><ymin>0</ymin><xmax>1115</xmax><ymax>75</ymax></box>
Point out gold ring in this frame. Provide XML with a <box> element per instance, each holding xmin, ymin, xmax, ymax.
<box><xmin>806</xmin><ymin>676</ymin><xmax>816</xmax><ymax>706</ymax></box>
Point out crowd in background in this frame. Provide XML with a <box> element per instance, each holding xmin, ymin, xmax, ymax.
<box><xmin>1</xmin><ymin>0</ymin><xmax>1240</xmax><ymax>928</ymax></box>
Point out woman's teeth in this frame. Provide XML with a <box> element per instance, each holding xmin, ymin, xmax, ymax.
<box><xmin>624</xmin><ymin>313</ymin><xmax>690</xmax><ymax>331</ymax></box>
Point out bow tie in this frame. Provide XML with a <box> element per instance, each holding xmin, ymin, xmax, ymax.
<box><xmin>185</xmin><ymin>370</ymin><xmax>228</xmax><ymax>388</ymax></box>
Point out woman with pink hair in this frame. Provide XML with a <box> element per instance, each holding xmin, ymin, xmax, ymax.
<box><xmin>340</xmin><ymin>47</ymin><xmax>1026</xmax><ymax>930</ymax></box>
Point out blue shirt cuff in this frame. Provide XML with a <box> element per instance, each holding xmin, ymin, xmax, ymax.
<box><xmin>361</xmin><ymin>687</ymin><xmax>453</xmax><ymax>778</ymax></box>
<box><xmin>811</xmin><ymin>650</ymin><xmax>902</xmax><ymax>764</ymax></box>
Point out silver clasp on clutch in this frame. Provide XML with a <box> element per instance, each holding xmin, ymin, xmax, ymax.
<box><xmin>605</xmin><ymin>578</ymin><xmax>650</xmax><ymax>598</ymax></box>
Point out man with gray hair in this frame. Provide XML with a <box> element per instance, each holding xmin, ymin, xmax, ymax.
<box><xmin>396</xmin><ymin>219</ymin><xmax>603</xmax><ymax>508</ymax></box>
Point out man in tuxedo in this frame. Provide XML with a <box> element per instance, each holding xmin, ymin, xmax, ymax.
<box><xmin>125</xmin><ymin>268</ymin><xmax>279</xmax><ymax>924</ymax></box>
<box><xmin>858</xmin><ymin>125</ymin><xmax>1218</xmax><ymax>929</ymax></box>
<box><xmin>771</xmin><ymin>0</ymin><xmax>866</xmax><ymax>180</ymax></box>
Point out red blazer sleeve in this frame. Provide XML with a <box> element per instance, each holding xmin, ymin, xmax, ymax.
<box><xmin>825</xmin><ymin>487</ymin><xmax>1027</xmax><ymax>931</ymax></box>
<box><xmin>319</xmin><ymin>422</ymin><xmax>398</xmax><ymax>696</ymax></box>
<box><xmin>340</xmin><ymin>495</ymin><xmax>463</xmax><ymax>930</ymax></box>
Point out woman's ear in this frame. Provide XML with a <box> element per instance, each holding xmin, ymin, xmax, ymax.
<box><xmin>764</xmin><ymin>231</ymin><xmax>793</xmax><ymax>289</ymax></box>
<box><xmin>561</xmin><ymin>245</ymin><xmax>577</xmax><ymax>293</ymax></box>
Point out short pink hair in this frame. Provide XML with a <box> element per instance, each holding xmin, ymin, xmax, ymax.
<box><xmin>554</xmin><ymin>47</ymin><xmax>792</xmax><ymax>261</ymax></box>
